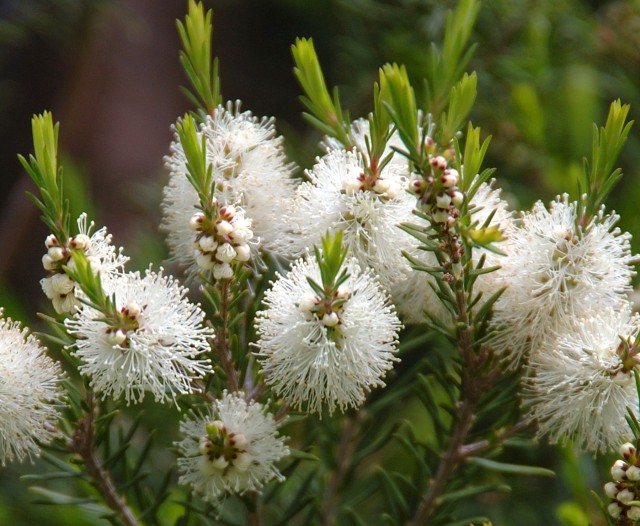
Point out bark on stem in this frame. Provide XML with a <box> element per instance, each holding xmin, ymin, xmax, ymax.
<box><xmin>72</xmin><ymin>394</ymin><xmax>139</xmax><ymax>526</ymax></box>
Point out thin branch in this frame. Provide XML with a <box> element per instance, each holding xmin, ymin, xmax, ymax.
<box><xmin>71</xmin><ymin>394</ymin><xmax>139</xmax><ymax>526</ymax></box>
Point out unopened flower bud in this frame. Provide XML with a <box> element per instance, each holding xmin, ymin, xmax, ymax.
<box><xmin>219</xmin><ymin>205</ymin><xmax>236</xmax><ymax>220</ymax></box>
<box><xmin>430</xmin><ymin>155</ymin><xmax>447</xmax><ymax>171</ymax></box>
<box><xmin>231</xmin><ymin>226</ymin><xmax>253</xmax><ymax>243</ymax></box>
<box><xmin>70</xmin><ymin>234</ymin><xmax>91</xmax><ymax>250</ymax></box>
<box><xmin>298</xmin><ymin>294</ymin><xmax>318</xmax><ymax>314</ymax></box>
<box><xmin>608</xmin><ymin>502</ymin><xmax>623</xmax><ymax>519</ymax></box>
<box><xmin>620</xmin><ymin>442</ymin><xmax>636</xmax><ymax>460</ymax></box>
<box><xmin>628</xmin><ymin>506</ymin><xmax>640</xmax><ymax>521</ymax></box>
<box><xmin>195</xmin><ymin>251</ymin><xmax>215</xmax><ymax>270</ymax></box>
<box><xmin>198</xmin><ymin>236</ymin><xmax>218</xmax><ymax>253</ymax></box>
<box><xmin>215</xmin><ymin>243</ymin><xmax>237</xmax><ymax>263</ymax></box>
<box><xmin>123</xmin><ymin>302</ymin><xmax>142</xmax><ymax>320</ymax></box>
<box><xmin>42</xmin><ymin>254</ymin><xmax>56</xmax><ymax>271</ymax></box>
<box><xmin>442</xmin><ymin>169</ymin><xmax>459</xmax><ymax>187</ymax></box>
<box><xmin>211</xmin><ymin>456</ymin><xmax>229</xmax><ymax>470</ymax></box>
<box><xmin>45</xmin><ymin>234</ymin><xmax>59</xmax><ymax>248</ymax></box>
<box><xmin>432</xmin><ymin>209</ymin><xmax>450</xmax><ymax>223</ymax></box>
<box><xmin>627</xmin><ymin>466</ymin><xmax>640</xmax><ymax>481</ymax></box>
<box><xmin>233</xmin><ymin>451</ymin><xmax>252</xmax><ymax>471</ymax></box>
<box><xmin>373</xmin><ymin>178</ymin><xmax>390</xmax><ymax>194</ymax></box>
<box><xmin>604</xmin><ymin>481</ymin><xmax>619</xmax><ymax>499</ymax></box>
<box><xmin>106</xmin><ymin>328</ymin><xmax>127</xmax><ymax>346</ymax></box>
<box><xmin>234</xmin><ymin>244</ymin><xmax>251</xmax><ymax>262</ymax></box>
<box><xmin>409</xmin><ymin>179</ymin><xmax>425</xmax><ymax>195</ymax></box>
<box><xmin>48</xmin><ymin>246</ymin><xmax>66</xmax><ymax>262</ymax></box>
<box><xmin>216</xmin><ymin>220</ymin><xmax>234</xmax><ymax>236</ymax></box>
<box><xmin>617</xmin><ymin>488</ymin><xmax>635</xmax><ymax>505</ymax></box>
<box><xmin>213</xmin><ymin>262</ymin><xmax>234</xmax><ymax>280</ymax></box>
<box><xmin>451</xmin><ymin>190</ymin><xmax>464</xmax><ymax>207</ymax></box>
<box><xmin>436</xmin><ymin>192</ymin><xmax>451</xmax><ymax>209</ymax></box>
<box><xmin>322</xmin><ymin>312</ymin><xmax>340</xmax><ymax>327</ymax></box>
<box><xmin>189</xmin><ymin>212</ymin><xmax>206</xmax><ymax>231</ymax></box>
<box><xmin>343</xmin><ymin>176</ymin><xmax>362</xmax><ymax>195</ymax></box>
<box><xmin>612</xmin><ymin>460</ymin><xmax>628</xmax><ymax>481</ymax></box>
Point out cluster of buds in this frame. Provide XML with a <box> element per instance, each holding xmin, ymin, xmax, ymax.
<box><xmin>342</xmin><ymin>163</ymin><xmax>400</xmax><ymax>200</ymax></box>
<box><xmin>104</xmin><ymin>301</ymin><xmax>142</xmax><ymax>349</ymax></box>
<box><xmin>40</xmin><ymin>233</ymin><xmax>96</xmax><ymax>314</ymax></box>
<box><xmin>189</xmin><ymin>199</ymin><xmax>253</xmax><ymax>280</ymax></box>
<box><xmin>605</xmin><ymin>442</ymin><xmax>640</xmax><ymax>522</ymax></box>
<box><xmin>198</xmin><ymin>420</ymin><xmax>251</xmax><ymax>473</ymax></box>
<box><xmin>298</xmin><ymin>287</ymin><xmax>350</xmax><ymax>329</ymax></box>
<box><xmin>408</xmin><ymin>139</ymin><xmax>464</xmax><ymax>226</ymax></box>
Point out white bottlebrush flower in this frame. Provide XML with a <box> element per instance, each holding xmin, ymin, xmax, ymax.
<box><xmin>175</xmin><ymin>391</ymin><xmax>289</xmax><ymax>501</ymax></box>
<box><xmin>65</xmin><ymin>268</ymin><xmax>213</xmax><ymax>404</ymax></box>
<box><xmin>527</xmin><ymin>307</ymin><xmax>640</xmax><ymax>454</ymax></box>
<box><xmin>491</xmin><ymin>195</ymin><xmax>637</xmax><ymax>363</ymax></box>
<box><xmin>0</xmin><ymin>314</ymin><xmax>64</xmax><ymax>465</ymax></box>
<box><xmin>392</xmin><ymin>179</ymin><xmax>513</xmax><ymax>324</ymax></box>
<box><xmin>40</xmin><ymin>213</ymin><xmax>128</xmax><ymax>314</ymax></box>
<box><xmin>162</xmin><ymin>101</ymin><xmax>295</xmax><ymax>269</ymax></box>
<box><xmin>254</xmin><ymin>255</ymin><xmax>402</xmax><ymax>415</ymax></box>
<box><xmin>278</xmin><ymin>148</ymin><xmax>418</xmax><ymax>290</ymax></box>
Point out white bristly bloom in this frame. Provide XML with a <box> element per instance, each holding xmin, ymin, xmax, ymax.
<box><xmin>175</xmin><ymin>391</ymin><xmax>289</xmax><ymax>500</ymax></box>
<box><xmin>254</xmin><ymin>255</ymin><xmax>402</xmax><ymax>415</ymax></box>
<box><xmin>527</xmin><ymin>306</ymin><xmax>640</xmax><ymax>454</ymax></box>
<box><xmin>0</xmin><ymin>313</ymin><xmax>64</xmax><ymax>465</ymax></box>
<box><xmin>392</xmin><ymin>179</ymin><xmax>513</xmax><ymax>324</ymax></box>
<box><xmin>41</xmin><ymin>213</ymin><xmax>128</xmax><ymax>314</ymax></box>
<box><xmin>162</xmin><ymin>101</ymin><xmax>295</xmax><ymax>269</ymax></box>
<box><xmin>65</xmin><ymin>269</ymin><xmax>213</xmax><ymax>405</ymax></box>
<box><xmin>278</xmin><ymin>148</ymin><xmax>418</xmax><ymax>291</ymax></box>
<box><xmin>491</xmin><ymin>195</ymin><xmax>637</xmax><ymax>363</ymax></box>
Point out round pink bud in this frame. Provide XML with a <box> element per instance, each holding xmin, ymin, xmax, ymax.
<box><xmin>122</xmin><ymin>302</ymin><xmax>142</xmax><ymax>320</ymax></box>
<box><xmin>215</xmin><ymin>220</ymin><xmax>234</xmax><ymax>236</ymax></box>
<box><xmin>430</xmin><ymin>155</ymin><xmax>447</xmax><ymax>171</ymax></box>
<box><xmin>441</xmin><ymin>169</ymin><xmax>459</xmax><ymax>188</ymax></box>
<box><xmin>409</xmin><ymin>179</ymin><xmax>425</xmax><ymax>195</ymax></box>
<box><xmin>189</xmin><ymin>212</ymin><xmax>206</xmax><ymax>231</ymax></box>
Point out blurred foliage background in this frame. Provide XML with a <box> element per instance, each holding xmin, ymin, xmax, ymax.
<box><xmin>0</xmin><ymin>0</ymin><xmax>639</xmax><ymax>524</ymax></box>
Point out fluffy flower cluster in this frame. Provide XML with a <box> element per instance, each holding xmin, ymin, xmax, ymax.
<box><xmin>278</xmin><ymin>148</ymin><xmax>418</xmax><ymax>291</ymax></box>
<box><xmin>493</xmin><ymin>196</ymin><xmax>636</xmax><ymax>363</ymax></box>
<box><xmin>527</xmin><ymin>308</ymin><xmax>639</xmax><ymax>453</ymax></box>
<box><xmin>162</xmin><ymin>102</ymin><xmax>294</xmax><ymax>275</ymax></box>
<box><xmin>0</xmin><ymin>314</ymin><xmax>64</xmax><ymax>465</ymax></box>
<box><xmin>65</xmin><ymin>268</ymin><xmax>213</xmax><ymax>404</ymax></box>
<box><xmin>41</xmin><ymin>213</ymin><xmax>128</xmax><ymax>313</ymax></box>
<box><xmin>254</xmin><ymin>254</ymin><xmax>402</xmax><ymax>414</ymax></box>
<box><xmin>175</xmin><ymin>391</ymin><xmax>289</xmax><ymax>500</ymax></box>
<box><xmin>489</xmin><ymin>195</ymin><xmax>639</xmax><ymax>453</ymax></box>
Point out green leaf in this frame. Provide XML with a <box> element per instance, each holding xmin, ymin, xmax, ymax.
<box><xmin>467</xmin><ymin>457</ymin><xmax>555</xmax><ymax>477</ymax></box>
<box><xmin>291</xmin><ymin>37</ymin><xmax>351</xmax><ymax>145</ymax></box>
<box><xmin>177</xmin><ymin>0</ymin><xmax>221</xmax><ymax>113</ymax></box>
